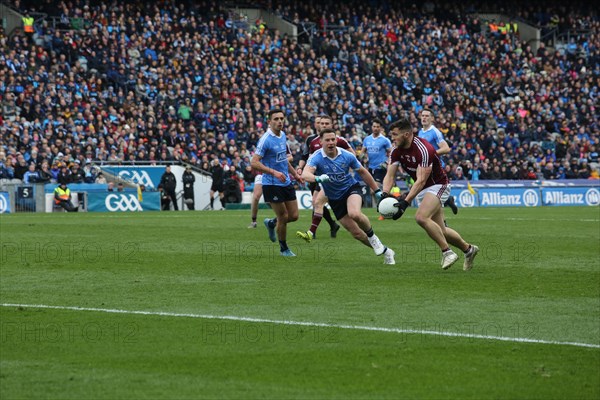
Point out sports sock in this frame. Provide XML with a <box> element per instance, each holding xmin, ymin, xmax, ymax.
<box><xmin>270</xmin><ymin>218</ymin><xmax>277</xmax><ymax>228</ymax></box>
<box><xmin>279</xmin><ymin>240</ymin><xmax>288</xmax><ymax>252</ymax></box>
<box><xmin>210</xmin><ymin>198</ymin><xmax>214</xmax><ymax>208</ymax></box>
<box><xmin>365</xmin><ymin>228</ymin><xmax>374</xmax><ymax>238</ymax></box>
<box><xmin>252</xmin><ymin>216</ymin><xmax>257</xmax><ymax>223</ymax></box>
<box><xmin>310</xmin><ymin>213</ymin><xmax>323</xmax><ymax>235</ymax></box>
<box><xmin>441</xmin><ymin>247</ymin><xmax>451</xmax><ymax>253</ymax></box>
<box><xmin>463</xmin><ymin>245</ymin><xmax>472</xmax><ymax>254</ymax></box>
<box><xmin>322</xmin><ymin>206</ymin><xmax>336</xmax><ymax>228</ymax></box>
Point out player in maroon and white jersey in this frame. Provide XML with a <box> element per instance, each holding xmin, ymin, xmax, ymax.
<box><xmin>307</xmin><ymin>133</ymin><xmax>354</xmax><ymax>154</ymax></box>
<box><xmin>380</xmin><ymin>118</ymin><xmax>479</xmax><ymax>271</ymax></box>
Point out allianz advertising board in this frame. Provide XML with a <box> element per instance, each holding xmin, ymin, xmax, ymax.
<box><xmin>471</xmin><ymin>188</ymin><xmax>541</xmax><ymax>208</ymax></box>
<box><xmin>541</xmin><ymin>187</ymin><xmax>600</xmax><ymax>207</ymax></box>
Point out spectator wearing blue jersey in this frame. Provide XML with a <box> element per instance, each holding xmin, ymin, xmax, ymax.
<box><xmin>303</xmin><ymin>129</ymin><xmax>396</xmax><ymax>265</ymax></box>
<box><xmin>418</xmin><ymin>108</ymin><xmax>459</xmax><ymax>215</ymax></box>
<box><xmin>251</xmin><ymin>109</ymin><xmax>304</xmax><ymax>257</ymax></box>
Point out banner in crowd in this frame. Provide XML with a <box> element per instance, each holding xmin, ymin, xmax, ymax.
<box><xmin>87</xmin><ymin>192</ymin><xmax>161</xmax><ymax>212</ymax></box>
<box><xmin>100</xmin><ymin>166</ymin><xmax>166</xmax><ymax>189</ymax></box>
<box><xmin>0</xmin><ymin>192</ymin><xmax>10</xmax><ymax>213</ymax></box>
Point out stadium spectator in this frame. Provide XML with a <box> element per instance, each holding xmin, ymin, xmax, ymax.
<box><xmin>0</xmin><ymin>0</ymin><xmax>596</xmax><ymax>189</ymax></box>
<box><xmin>23</xmin><ymin>162</ymin><xmax>41</xmax><ymax>184</ymax></box>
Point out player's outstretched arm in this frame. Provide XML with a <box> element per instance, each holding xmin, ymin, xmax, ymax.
<box><xmin>382</xmin><ymin>161</ymin><xmax>399</xmax><ymax>194</ymax></box>
<box><xmin>301</xmin><ymin>165</ymin><xmax>318</xmax><ymax>183</ymax></box>
<box><xmin>357</xmin><ymin>166</ymin><xmax>380</xmax><ymax>194</ymax></box>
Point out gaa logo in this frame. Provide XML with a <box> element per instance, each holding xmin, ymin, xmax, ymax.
<box><xmin>299</xmin><ymin>192</ymin><xmax>313</xmax><ymax>209</ymax></box>
<box><xmin>105</xmin><ymin>194</ymin><xmax>142</xmax><ymax>212</ymax></box>
<box><xmin>522</xmin><ymin>189</ymin><xmax>539</xmax><ymax>207</ymax></box>
<box><xmin>459</xmin><ymin>190</ymin><xmax>475</xmax><ymax>207</ymax></box>
<box><xmin>118</xmin><ymin>170</ymin><xmax>155</xmax><ymax>188</ymax></box>
<box><xmin>585</xmin><ymin>188</ymin><xmax>600</xmax><ymax>206</ymax></box>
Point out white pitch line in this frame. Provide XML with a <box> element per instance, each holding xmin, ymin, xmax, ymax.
<box><xmin>1</xmin><ymin>303</ymin><xmax>599</xmax><ymax>349</ymax></box>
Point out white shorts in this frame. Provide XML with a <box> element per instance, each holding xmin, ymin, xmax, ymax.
<box><xmin>416</xmin><ymin>184</ymin><xmax>451</xmax><ymax>205</ymax></box>
<box><xmin>254</xmin><ymin>174</ymin><xmax>263</xmax><ymax>186</ymax></box>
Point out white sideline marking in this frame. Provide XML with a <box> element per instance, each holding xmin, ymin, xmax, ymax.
<box><xmin>2</xmin><ymin>303</ymin><xmax>599</xmax><ymax>349</ymax></box>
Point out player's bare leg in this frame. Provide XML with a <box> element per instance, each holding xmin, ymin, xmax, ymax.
<box><xmin>432</xmin><ymin>207</ymin><xmax>479</xmax><ymax>271</ymax></box>
<box><xmin>414</xmin><ymin>193</ymin><xmax>458</xmax><ymax>269</ymax></box>
<box><xmin>338</xmin><ymin>194</ymin><xmax>394</xmax><ymax>263</ymax></box>
<box><xmin>268</xmin><ymin>200</ymin><xmax>299</xmax><ymax>256</ymax></box>
<box><xmin>248</xmin><ymin>184</ymin><xmax>262</xmax><ymax>228</ymax></box>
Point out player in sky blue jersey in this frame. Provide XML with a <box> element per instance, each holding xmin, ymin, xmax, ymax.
<box><xmin>251</xmin><ymin>109</ymin><xmax>304</xmax><ymax>257</ymax></box>
<box><xmin>362</xmin><ymin>118</ymin><xmax>392</xmax><ymax>183</ymax></box>
<box><xmin>362</xmin><ymin>119</ymin><xmax>392</xmax><ymax>212</ymax></box>
<box><xmin>304</xmin><ymin>129</ymin><xmax>396</xmax><ymax>264</ymax></box>
<box><xmin>418</xmin><ymin>108</ymin><xmax>459</xmax><ymax>215</ymax></box>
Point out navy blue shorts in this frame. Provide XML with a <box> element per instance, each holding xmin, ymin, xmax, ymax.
<box><xmin>369</xmin><ymin>168</ymin><xmax>386</xmax><ymax>184</ymax></box>
<box><xmin>328</xmin><ymin>184</ymin><xmax>363</xmax><ymax>220</ymax></box>
<box><xmin>308</xmin><ymin>181</ymin><xmax>321</xmax><ymax>193</ymax></box>
<box><xmin>262</xmin><ymin>184</ymin><xmax>297</xmax><ymax>203</ymax></box>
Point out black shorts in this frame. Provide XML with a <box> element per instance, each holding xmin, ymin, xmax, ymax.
<box><xmin>328</xmin><ymin>184</ymin><xmax>363</xmax><ymax>220</ymax></box>
<box><xmin>262</xmin><ymin>184</ymin><xmax>297</xmax><ymax>203</ymax></box>
<box><xmin>211</xmin><ymin>183</ymin><xmax>223</xmax><ymax>192</ymax></box>
<box><xmin>369</xmin><ymin>168</ymin><xmax>386</xmax><ymax>184</ymax></box>
<box><xmin>308</xmin><ymin>181</ymin><xmax>321</xmax><ymax>193</ymax></box>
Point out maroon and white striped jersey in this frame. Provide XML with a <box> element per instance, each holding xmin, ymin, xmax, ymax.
<box><xmin>308</xmin><ymin>136</ymin><xmax>353</xmax><ymax>155</ymax></box>
<box><xmin>390</xmin><ymin>136</ymin><xmax>449</xmax><ymax>187</ymax></box>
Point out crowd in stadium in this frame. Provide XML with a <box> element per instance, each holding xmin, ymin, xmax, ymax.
<box><xmin>0</xmin><ymin>0</ymin><xmax>598</xmax><ymax>189</ymax></box>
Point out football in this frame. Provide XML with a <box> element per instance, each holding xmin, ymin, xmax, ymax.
<box><xmin>378</xmin><ymin>197</ymin><xmax>399</xmax><ymax>219</ymax></box>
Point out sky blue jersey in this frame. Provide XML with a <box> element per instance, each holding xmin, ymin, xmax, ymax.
<box><xmin>418</xmin><ymin>125</ymin><xmax>447</xmax><ymax>167</ymax></box>
<box><xmin>255</xmin><ymin>128</ymin><xmax>291</xmax><ymax>186</ymax></box>
<box><xmin>307</xmin><ymin>148</ymin><xmax>362</xmax><ymax>200</ymax></box>
<box><xmin>362</xmin><ymin>134</ymin><xmax>392</xmax><ymax>169</ymax></box>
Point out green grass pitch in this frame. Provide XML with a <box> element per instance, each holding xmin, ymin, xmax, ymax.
<box><xmin>1</xmin><ymin>207</ymin><xmax>599</xmax><ymax>399</ymax></box>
